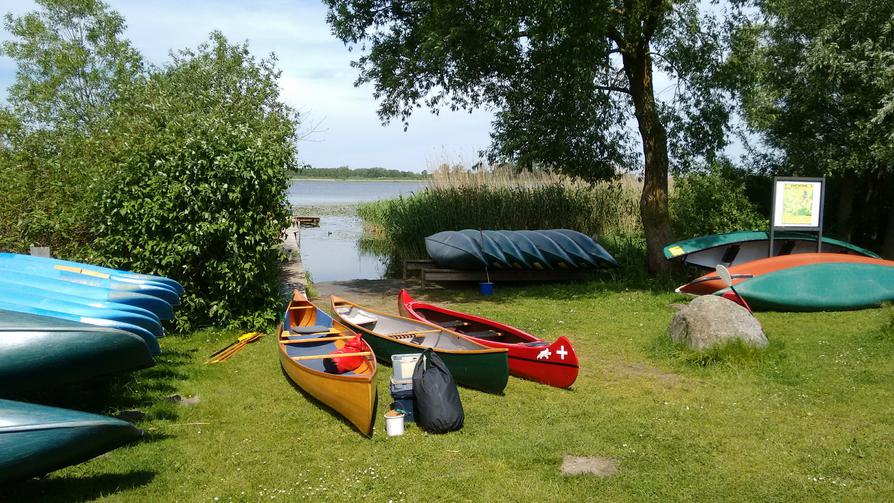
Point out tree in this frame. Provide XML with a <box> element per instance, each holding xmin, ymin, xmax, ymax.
<box><xmin>323</xmin><ymin>0</ymin><xmax>731</xmax><ymax>273</ymax></box>
<box><xmin>730</xmin><ymin>0</ymin><xmax>894</xmax><ymax>257</ymax></box>
<box><xmin>1</xmin><ymin>0</ymin><xmax>142</xmax><ymax>131</ymax></box>
<box><xmin>96</xmin><ymin>32</ymin><xmax>298</xmax><ymax>329</ymax></box>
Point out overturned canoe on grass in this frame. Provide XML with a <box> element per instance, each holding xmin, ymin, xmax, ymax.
<box><xmin>0</xmin><ymin>310</ymin><xmax>155</xmax><ymax>396</ymax></box>
<box><xmin>663</xmin><ymin>231</ymin><xmax>880</xmax><ymax>270</ymax></box>
<box><xmin>398</xmin><ymin>290</ymin><xmax>579</xmax><ymax>388</ymax></box>
<box><xmin>0</xmin><ymin>399</ymin><xmax>141</xmax><ymax>484</ymax></box>
<box><xmin>716</xmin><ymin>261</ymin><xmax>894</xmax><ymax>311</ymax></box>
<box><xmin>425</xmin><ymin>229</ymin><xmax>618</xmax><ymax>271</ymax></box>
<box><xmin>677</xmin><ymin>253</ymin><xmax>894</xmax><ymax>295</ymax></box>
<box><xmin>278</xmin><ymin>291</ymin><xmax>377</xmax><ymax>436</ymax></box>
<box><xmin>331</xmin><ymin>295</ymin><xmax>509</xmax><ymax>394</ymax></box>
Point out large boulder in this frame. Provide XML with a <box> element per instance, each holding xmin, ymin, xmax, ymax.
<box><xmin>668</xmin><ymin>296</ymin><xmax>767</xmax><ymax>351</ymax></box>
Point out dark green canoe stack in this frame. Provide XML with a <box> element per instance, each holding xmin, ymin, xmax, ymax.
<box><xmin>0</xmin><ymin>253</ymin><xmax>183</xmax><ymax>483</ymax></box>
<box><xmin>425</xmin><ymin>229</ymin><xmax>619</xmax><ymax>271</ymax></box>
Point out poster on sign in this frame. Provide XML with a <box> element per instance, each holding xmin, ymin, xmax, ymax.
<box><xmin>773</xmin><ymin>179</ymin><xmax>824</xmax><ymax>229</ymax></box>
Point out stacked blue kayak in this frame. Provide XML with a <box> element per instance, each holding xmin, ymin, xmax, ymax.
<box><xmin>425</xmin><ymin>229</ymin><xmax>619</xmax><ymax>270</ymax></box>
<box><xmin>0</xmin><ymin>253</ymin><xmax>182</xmax><ymax>361</ymax></box>
<box><xmin>0</xmin><ymin>253</ymin><xmax>181</xmax><ymax>482</ymax></box>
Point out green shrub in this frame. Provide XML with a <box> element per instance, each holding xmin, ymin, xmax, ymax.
<box><xmin>670</xmin><ymin>165</ymin><xmax>769</xmax><ymax>239</ymax></box>
<box><xmin>94</xmin><ymin>33</ymin><xmax>296</xmax><ymax>331</ymax></box>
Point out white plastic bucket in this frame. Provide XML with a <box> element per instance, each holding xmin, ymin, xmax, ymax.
<box><xmin>384</xmin><ymin>411</ymin><xmax>405</xmax><ymax>436</ymax></box>
<box><xmin>391</xmin><ymin>353</ymin><xmax>421</xmax><ymax>381</ymax></box>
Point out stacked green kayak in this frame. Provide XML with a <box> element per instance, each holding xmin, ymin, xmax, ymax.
<box><xmin>0</xmin><ymin>399</ymin><xmax>140</xmax><ymax>484</ymax></box>
<box><xmin>425</xmin><ymin>229</ymin><xmax>618</xmax><ymax>270</ymax></box>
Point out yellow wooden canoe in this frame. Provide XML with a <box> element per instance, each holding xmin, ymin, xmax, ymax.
<box><xmin>277</xmin><ymin>290</ymin><xmax>377</xmax><ymax>436</ymax></box>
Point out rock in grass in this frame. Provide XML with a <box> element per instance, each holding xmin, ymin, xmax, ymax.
<box><xmin>668</xmin><ymin>296</ymin><xmax>767</xmax><ymax>351</ymax></box>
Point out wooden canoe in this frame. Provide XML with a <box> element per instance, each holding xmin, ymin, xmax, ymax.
<box><xmin>397</xmin><ymin>290</ymin><xmax>579</xmax><ymax>388</ymax></box>
<box><xmin>663</xmin><ymin>231</ymin><xmax>880</xmax><ymax>270</ymax></box>
<box><xmin>677</xmin><ymin>253</ymin><xmax>894</xmax><ymax>295</ymax></box>
<box><xmin>0</xmin><ymin>398</ymin><xmax>141</xmax><ymax>484</ymax></box>
<box><xmin>278</xmin><ymin>290</ymin><xmax>377</xmax><ymax>436</ymax></box>
<box><xmin>0</xmin><ymin>310</ymin><xmax>155</xmax><ymax>396</ymax></box>
<box><xmin>331</xmin><ymin>295</ymin><xmax>509</xmax><ymax>394</ymax></box>
<box><xmin>716</xmin><ymin>261</ymin><xmax>894</xmax><ymax>311</ymax></box>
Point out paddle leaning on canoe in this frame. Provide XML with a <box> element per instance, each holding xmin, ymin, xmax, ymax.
<box><xmin>398</xmin><ymin>290</ymin><xmax>578</xmax><ymax>389</ymax></box>
<box><xmin>331</xmin><ymin>296</ymin><xmax>509</xmax><ymax>394</ymax></box>
<box><xmin>277</xmin><ymin>291</ymin><xmax>377</xmax><ymax>436</ymax></box>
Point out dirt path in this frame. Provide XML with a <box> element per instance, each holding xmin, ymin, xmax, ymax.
<box><xmin>313</xmin><ymin>279</ymin><xmax>438</xmax><ymax>315</ymax></box>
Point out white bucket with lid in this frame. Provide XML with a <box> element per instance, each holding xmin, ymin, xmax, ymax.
<box><xmin>384</xmin><ymin>410</ymin><xmax>405</xmax><ymax>436</ymax></box>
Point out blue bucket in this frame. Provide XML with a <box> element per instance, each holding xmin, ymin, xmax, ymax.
<box><xmin>479</xmin><ymin>281</ymin><xmax>495</xmax><ymax>296</ymax></box>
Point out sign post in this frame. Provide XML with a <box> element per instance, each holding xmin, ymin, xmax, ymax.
<box><xmin>769</xmin><ymin>177</ymin><xmax>826</xmax><ymax>256</ymax></box>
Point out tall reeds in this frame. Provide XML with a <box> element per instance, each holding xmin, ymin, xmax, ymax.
<box><xmin>358</xmin><ymin>166</ymin><xmax>642</xmax><ymax>259</ymax></box>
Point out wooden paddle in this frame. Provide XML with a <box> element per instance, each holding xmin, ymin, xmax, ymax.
<box><xmin>207</xmin><ymin>332</ymin><xmax>265</xmax><ymax>364</ymax></box>
<box><xmin>716</xmin><ymin>265</ymin><xmax>753</xmax><ymax>313</ymax></box>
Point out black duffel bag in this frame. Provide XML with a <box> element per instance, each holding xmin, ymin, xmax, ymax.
<box><xmin>412</xmin><ymin>348</ymin><xmax>464</xmax><ymax>433</ymax></box>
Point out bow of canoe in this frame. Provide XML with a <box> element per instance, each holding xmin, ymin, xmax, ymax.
<box><xmin>278</xmin><ymin>291</ymin><xmax>377</xmax><ymax>436</ymax></box>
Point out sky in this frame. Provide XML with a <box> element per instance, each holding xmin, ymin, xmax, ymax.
<box><xmin>0</xmin><ymin>0</ymin><xmax>495</xmax><ymax>172</ymax></box>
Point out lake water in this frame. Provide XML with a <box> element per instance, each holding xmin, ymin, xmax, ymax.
<box><xmin>288</xmin><ymin>179</ymin><xmax>424</xmax><ymax>281</ymax></box>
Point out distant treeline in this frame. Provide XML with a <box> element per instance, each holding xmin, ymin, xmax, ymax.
<box><xmin>291</xmin><ymin>166</ymin><xmax>429</xmax><ymax>180</ymax></box>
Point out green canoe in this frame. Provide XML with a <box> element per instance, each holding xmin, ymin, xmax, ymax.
<box><xmin>0</xmin><ymin>310</ymin><xmax>155</xmax><ymax>396</ymax></box>
<box><xmin>331</xmin><ymin>296</ymin><xmax>509</xmax><ymax>394</ymax></box>
<box><xmin>0</xmin><ymin>399</ymin><xmax>141</xmax><ymax>483</ymax></box>
<box><xmin>716</xmin><ymin>262</ymin><xmax>894</xmax><ymax>311</ymax></box>
<box><xmin>663</xmin><ymin>231</ymin><xmax>880</xmax><ymax>269</ymax></box>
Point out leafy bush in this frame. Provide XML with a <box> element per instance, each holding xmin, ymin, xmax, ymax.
<box><xmin>95</xmin><ymin>33</ymin><xmax>296</xmax><ymax>330</ymax></box>
<box><xmin>670</xmin><ymin>165</ymin><xmax>769</xmax><ymax>239</ymax></box>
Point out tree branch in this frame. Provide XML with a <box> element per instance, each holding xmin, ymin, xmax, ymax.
<box><xmin>595</xmin><ymin>84</ymin><xmax>631</xmax><ymax>95</ymax></box>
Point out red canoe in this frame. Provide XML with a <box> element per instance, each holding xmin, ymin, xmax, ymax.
<box><xmin>397</xmin><ymin>289</ymin><xmax>579</xmax><ymax>388</ymax></box>
<box><xmin>676</xmin><ymin>253</ymin><xmax>894</xmax><ymax>295</ymax></box>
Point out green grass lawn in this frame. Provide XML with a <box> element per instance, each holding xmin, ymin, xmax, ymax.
<box><xmin>7</xmin><ymin>281</ymin><xmax>894</xmax><ymax>501</ymax></box>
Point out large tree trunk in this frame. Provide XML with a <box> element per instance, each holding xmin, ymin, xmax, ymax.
<box><xmin>622</xmin><ymin>46</ymin><xmax>674</xmax><ymax>275</ymax></box>
<box><xmin>881</xmin><ymin>175</ymin><xmax>894</xmax><ymax>259</ymax></box>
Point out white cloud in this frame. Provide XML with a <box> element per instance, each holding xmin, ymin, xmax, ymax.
<box><xmin>0</xmin><ymin>0</ymin><xmax>495</xmax><ymax>171</ymax></box>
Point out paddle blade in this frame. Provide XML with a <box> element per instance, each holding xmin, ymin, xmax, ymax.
<box><xmin>716</xmin><ymin>264</ymin><xmax>733</xmax><ymax>287</ymax></box>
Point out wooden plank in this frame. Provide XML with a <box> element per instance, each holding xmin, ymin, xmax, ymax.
<box><xmin>291</xmin><ymin>351</ymin><xmax>371</xmax><ymax>361</ymax></box>
<box><xmin>421</xmin><ymin>267</ymin><xmax>601</xmax><ymax>282</ymax></box>
<box><xmin>402</xmin><ymin>259</ymin><xmax>435</xmax><ymax>279</ymax></box>
<box><xmin>281</xmin><ymin>336</ymin><xmax>355</xmax><ymax>344</ymax></box>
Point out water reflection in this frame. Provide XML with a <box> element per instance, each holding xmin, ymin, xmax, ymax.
<box><xmin>289</xmin><ymin>180</ymin><xmax>424</xmax><ymax>282</ymax></box>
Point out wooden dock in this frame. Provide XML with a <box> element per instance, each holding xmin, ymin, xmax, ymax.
<box><xmin>403</xmin><ymin>260</ymin><xmax>602</xmax><ymax>282</ymax></box>
<box><xmin>292</xmin><ymin>215</ymin><xmax>320</xmax><ymax>227</ymax></box>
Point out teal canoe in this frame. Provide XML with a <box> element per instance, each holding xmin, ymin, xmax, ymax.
<box><xmin>716</xmin><ymin>262</ymin><xmax>894</xmax><ymax>311</ymax></box>
<box><xmin>0</xmin><ymin>289</ymin><xmax>163</xmax><ymax>338</ymax></box>
<box><xmin>553</xmin><ymin>229</ymin><xmax>620</xmax><ymax>267</ymax></box>
<box><xmin>663</xmin><ymin>231</ymin><xmax>880</xmax><ymax>269</ymax></box>
<box><xmin>0</xmin><ymin>252</ymin><xmax>183</xmax><ymax>296</ymax></box>
<box><xmin>459</xmin><ymin>229</ymin><xmax>511</xmax><ymax>269</ymax></box>
<box><xmin>425</xmin><ymin>231</ymin><xmax>488</xmax><ymax>270</ymax></box>
<box><xmin>0</xmin><ymin>301</ymin><xmax>160</xmax><ymax>355</ymax></box>
<box><xmin>0</xmin><ymin>310</ymin><xmax>155</xmax><ymax>395</ymax></box>
<box><xmin>0</xmin><ymin>280</ymin><xmax>161</xmax><ymax>322</ymax></box>
<box><xmin>0</xmin><ymin>399</ymin><xmax>141</xmax><ymax>484</ymax></box>
<box><xmin>540</xmin><ymin>230</ymin><xmax>600</xmax><ymax>268</ymax></box>
<box><xmin>519</xmin><ymin>230</ymin><xmax>577</xmax><ymax>269</ymax></box>
<box><xmin>0</xmin><ymin>271</ymin><xmax>174</xmax><ymax>320</ymax></box>
<box><xmin>483</xmin><ymin>230</ymin><xmax>530</xmax><ymax>269</ymax></box>
<box><xmin>506</xmin><ymin>231</ymin><xmax>552</xmax><ymax>270</ymax></box>
<box><xmin>0</xmin><ymin>255</ymin><xmax>180</xmax><ymax>305</ymax></box>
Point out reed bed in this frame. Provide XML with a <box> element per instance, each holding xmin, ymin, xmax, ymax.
<box><xmin>357</xmin><ymin>167</ymin><xmax>642</xmax><ymax>260</ymax></box>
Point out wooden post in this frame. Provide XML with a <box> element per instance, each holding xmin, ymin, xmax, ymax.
<box><xmin>30</xmin><ymin>246</ymin><xmax>51</xmax><ymax>257</ymax></box>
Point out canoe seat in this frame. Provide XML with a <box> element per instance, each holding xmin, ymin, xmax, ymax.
<box><xmin>293</xmin><ymin>325</ymin><xmax>330</xmax><ymax>334</ymax></box>
<box><xmin>439</xmin><ymin>320</ymin><xmax>469</xmax><ymax>329</ymax></box>
<box><xmin>465</xmin><ymin>330</ymin><xmax>502</xmax><ymax>340</ymax></box>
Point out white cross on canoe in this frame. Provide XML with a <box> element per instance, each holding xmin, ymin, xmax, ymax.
<box><xmin>556</xmin><ymin>346</ymin><xmax>568</xmax><ymax>360</ymax></box>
